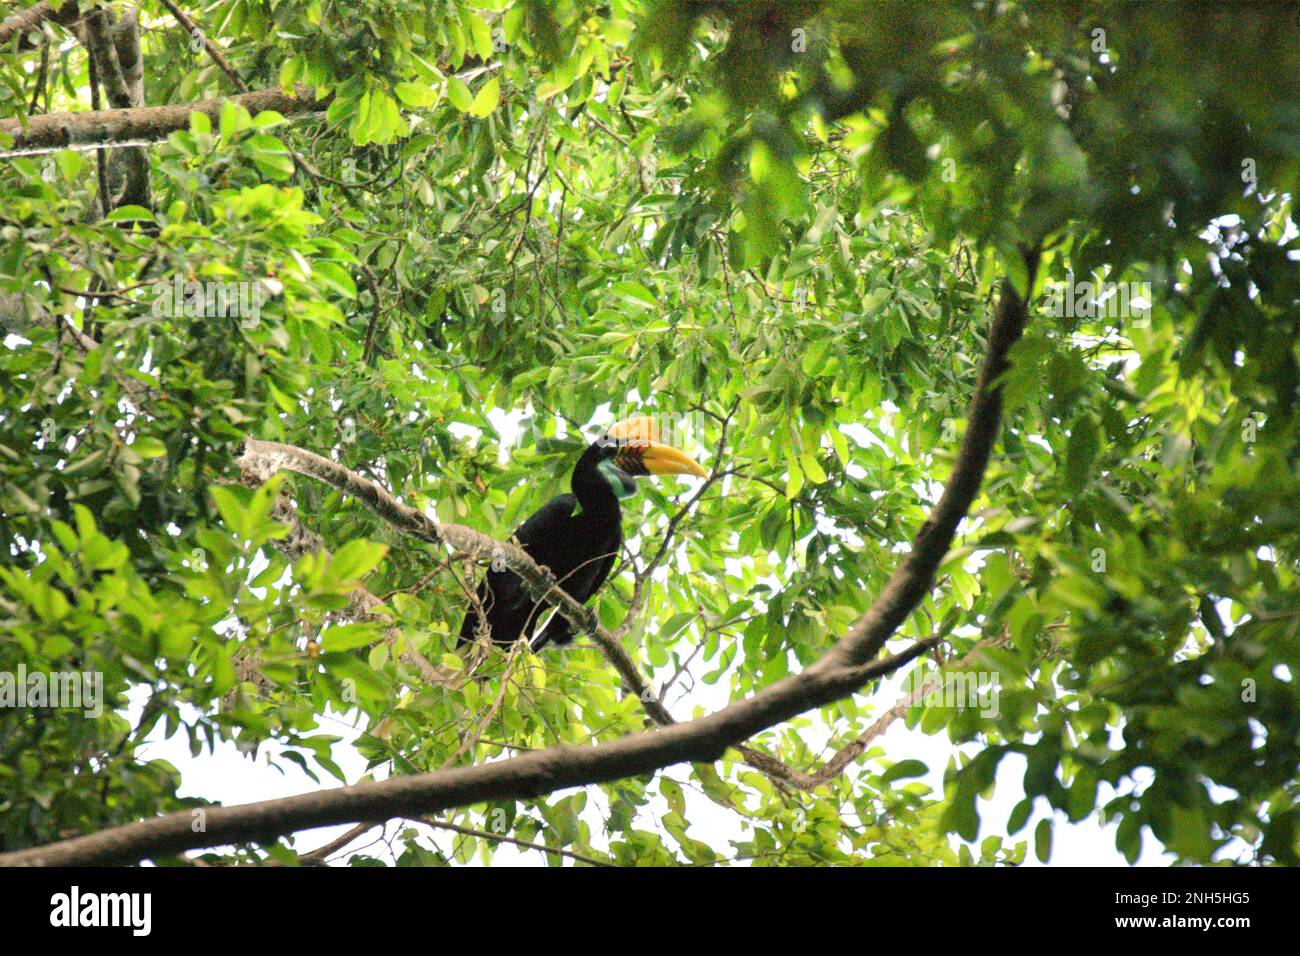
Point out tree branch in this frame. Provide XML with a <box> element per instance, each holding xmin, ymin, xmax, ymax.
<box><xmin>236</xmin><ymin>438</ymin><xmax>825</xmax><ymax>793</ymax></box>
<box><xmin>156</xmin><ymin>0</ymin><xmax>250</xmax><ymax>94</ymax></box>
<box><xmin>410</xmin><ymin>816</ymin><xmax>612</xmax><ymax>867</ymax></box>
<box><xmin>0</xmin><ymin>259</ymin><xmax>1037</xmax><ymax>865</ymax></box>
<box><xmin>0</xmin><ymin>86</ymin><xmax>332</xmax><ymax>157</ymax></box>
<box><xmin>235</xmin><ymin>436</ymin><xmax>678</xmax><ymax>724</ymax></box>
<box><xmin>0</xmin><ymin>0</ymin><xmax>81</xmax><ymax>50</ymax></box>
<box><xmin>297</xmin><ymin>821</ymin><xmax>379</xmax><ymax>865</ymax></box>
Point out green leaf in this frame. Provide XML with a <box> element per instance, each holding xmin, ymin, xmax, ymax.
<box><xmin>330</xmin><ymin>539</ymin><xmax>389</xmax><ymax>581</ymax></box>
<box><xmin>1116</xmin><ymin>813</ymin><xmax>1142</xmax><ymax>864</ymax></box>
<box><xmin>1064</xmin><ymin>414</ymin><xmax>1100</xmax><ymax>493</ymax></box>
<box><xmin>53</xmin><ymin>150</ymin><xmax>83</xmax><ymax>181</ymax></box>
<box><xmin>467</xmin><ymin>78</ymin><xmax>501</xmax><ymax>118</ymax></box>
<box><xmin>942</xmin><ymin>791</ymin><xmax>979</xmax><ymax>842</ymax></box>
<box><xmin>801</xmin><ymin>339</ymin><xmax>831</xmax><ymax>376</ymax></box>
<box><xmin>799</xmin><ymin>452</ymin><xmax>827</xmax><ymax>485</ymax></box>
<box><xmin>278</xmin><ymin>56</ymin><xmax>303</xmax><ymax>93</ymax></box>
<box><xmin>210</xmin><ymin>485</ymin><xmax>250</xmax><ymax>538</ymax></box>
<box><xmin>105</xmin><ymin>205</ymin><xmax>155</xmax><ymax>223</ymax></box>
<box><xmin>351</xmin><ymin>91</ymin><xmax>377</xmax><ymax>145</ymax></box>
<box><xmin>659</xmin><ymin>612</ymin><xmax>695</xmax><ymax>640</ymax></box>
<box><xmin>659</xmin><ymin>778</ymin><xmax>686</xmax><ymax>817</ymax></box>
<box><xmin>130</xmin><ymin>435</ymin><xmax>167</xmax><ymax>459</ymax></box>
<box><xmin>785</xmin><ymin>458</ymin><xmax>804</xmax><ymax>499</ymax></box>
<box><xmin>1007</xmin><ymin>798</ymin><xmax>1033</xmax><ymax>835</ymax></box>
<box><xmin>611</xmin><ymin>280</ymin><xmax>656</xmax><ymax>309</ymax></box>
<box><xmin>881</xmin><ymin>759</ymin><xmax>928</xmax><ymax>783</ymax></box>
<box><xmin>1034</xmin><ymin>819</ymin><xmax>1053</xmax><ymax>863</ymax></box>
<box><xmin>394</xmin><ymin>82</ymin><xmax>440</xmax><ymax>108</ymax></box>
<box><xmin>246</xmin><ymin>133</ymin><xmax>295</xmax><ymax>180</ymax></box>
<box><xmin>314</xmin><ymin>261</ymin><xmax>357</xmax><ymax>298</ymax></box>
<box><xmin>468</xmin><ymin>14</ymin><xmax>494</xmax><ymax>60</ymax></box>
<box><xmin>446</xmin><ymin>77</ymin><xmax>473</xmax><ymax>112</ymax></box>
<box><xmin>319</xmin><ymin>623</ymin><xmax>382</xmax><ymax>652</ymax></box>
<box><xmin>219</xmin><ymin>99</ymin><xmax>251</xmax><ymax>139</ymax></box>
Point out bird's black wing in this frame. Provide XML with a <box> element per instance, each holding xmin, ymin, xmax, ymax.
<box><xmin>529</xmin><ymin>544</ymin><xmax>619</xmax><ymax>651</ymax></box>
<box><xmin>457</xmin><ymin>494</ymin><xmax>578</xmax><ymax>647</ymax></box>
<box><xmin>511</xmin><ymin>492</ymin><xmax>580</xmax><ymax>554</ymax></box>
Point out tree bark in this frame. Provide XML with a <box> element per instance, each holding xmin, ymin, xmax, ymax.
<box><xmin>0</xmin><ymin>0</ymin><xmax>82</xmax><ymax>50</ymax></box>
<box><xmin>0</xmin><ymin>86</ymin><xmax>332</xmax><ymax>157</ymax></box>
<box><xmin>82</xmin><ymin>8</ymin><xmax>151</xmax><ymax>210</ymax></box>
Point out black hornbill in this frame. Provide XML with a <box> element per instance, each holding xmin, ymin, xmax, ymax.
<box><xmin>458</xmin><ymin>416</ymin><xmax>707</xmax><ymax>651</ymax></box>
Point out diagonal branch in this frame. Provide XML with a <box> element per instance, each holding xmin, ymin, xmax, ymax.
<box><xmin>0</xmin><ymin>257</ymin><xmax>1038</xmax><ymax>866</ymax></box>
<box><xmin>221</xmin><ymin>473</ymin><xmax>463</xmax><ymax>688</ymax></box>
<box><xmin>0</xmin><ymin>0</ymin><xmax>82</xmax><ymax>50</ymax></box>
<box><xmin>156</xmin><ymin>0</ymin><xmax>250</xmax><ymax>94</ymax></box>
<box><xmin>234</xmin><ymin>436</ymin><xmax>678</xmax><ymax>724</ymax></box>
<box><xmin>298</xmin><ymin>822</ymin><xmax>379</xmax><ymax>866</ymax></box>
<box><xmin>236</xmin><ymin>437</ymin><xmax>825</xmax><ymax>793</ymax></box>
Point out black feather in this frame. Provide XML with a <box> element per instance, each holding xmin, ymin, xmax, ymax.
<box><xmin>458</xmin><ymin>439</ymin><xmax>627</xmax><ymax>650</ymax></box>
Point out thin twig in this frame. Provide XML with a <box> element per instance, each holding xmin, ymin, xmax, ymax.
<box><xmin>410</xmin><ymin>817</ymin><xmax>614</xmax><ymax>867</ymax></box>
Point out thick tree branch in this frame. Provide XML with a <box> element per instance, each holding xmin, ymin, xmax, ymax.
<box><xmin>0</xmin><ymin>260</ymin><xmax>1037</xmax><ymax>865</ymax></box>
<box><xmin>0</xmin><ymin>86</ymin><xmax>332</xmax><ymax>157</ymax></box>
<box><xmin>0</xmin><ymin>0</ymin><xmax>80</xmax><ymax>50</ymax></box>
<box><xmin>0</xmin><ymin>638</ymin><xmax>934</xmax><ymax>866</ymax></box>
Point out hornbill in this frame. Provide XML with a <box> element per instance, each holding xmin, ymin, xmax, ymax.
<box><xmin>457</xmin><ymin>416</ymin><xmax>707</xmax><ymax>651</ymax></box>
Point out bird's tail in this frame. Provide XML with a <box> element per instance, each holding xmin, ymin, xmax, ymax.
<box><xmin>529</xmin><ymin>611</ymin><xmax>575</xmax><ymax>653</ymax></box>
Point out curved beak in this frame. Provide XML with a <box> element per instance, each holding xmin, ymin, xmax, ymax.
<box><xmin>616</xmin><ymin>440</ymin><xmax>708</xmax><ymax>478</ymax></box>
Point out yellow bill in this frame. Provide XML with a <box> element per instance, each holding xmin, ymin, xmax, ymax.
<box><xmin>605</xmin><ymin>416</ymin><xmax>707</xmax><ymax>478</ymax></box>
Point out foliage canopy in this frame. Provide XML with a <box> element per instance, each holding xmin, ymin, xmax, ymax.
<box><xmin>1</xmin><ymin>0</ymin><xmax>1297</xmax><ymax>866</ymax></box>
